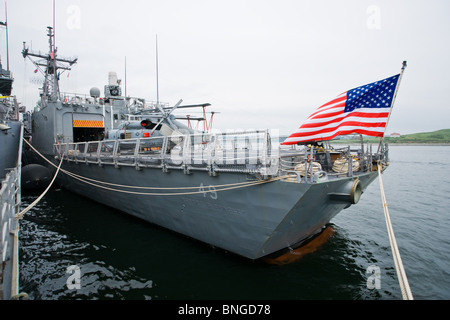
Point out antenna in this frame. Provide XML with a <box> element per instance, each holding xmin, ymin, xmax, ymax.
<box><xmin>52</xmin><ymin>0</ymin><xmax>55</xmax><ymax>47</ymax></box>
<box><xmin>156</xmin><ymin>34</ymin><xmax>159</xmax><ymax>106</ymax></box>
<box><xmin>4</xmin><ymin>2</ymin><xmax>9</xmax><ymax>71</ymax></box>
<box><xmin>124</xmin><ymin>56</ymin><xmax>127</xmax><ymax>97</ymax></box>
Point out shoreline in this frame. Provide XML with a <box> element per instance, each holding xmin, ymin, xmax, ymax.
<box><xmin>384</xmin><ymin>143</ymin><xmax>450</xmax><ymax>146</ymax></box>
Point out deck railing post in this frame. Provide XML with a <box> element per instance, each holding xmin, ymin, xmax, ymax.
<box><xmin>347</xmin><ymin>145</ymin><xmax>353</xmax><ymax>177</ymax></box>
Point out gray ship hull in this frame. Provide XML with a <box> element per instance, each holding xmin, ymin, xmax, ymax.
<box><xmin>0</xmin><ymin>121</ymin><xmax>22</xmax><ymax>300</ymax></box>
<box><xmin>53</xmin><ymin>159</ymin><xmax>378</xmax><ymax>259</ymax></box>
<box><xmin>0</xmin><ymin>121</ymin><xmax>21</xmax><ymax>179</ymax></box>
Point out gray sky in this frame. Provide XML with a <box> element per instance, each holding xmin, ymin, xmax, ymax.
<box><xmin>2</xmin><ymin>0</ymin><xmax>449</xmax><ymax>135</ymax></box>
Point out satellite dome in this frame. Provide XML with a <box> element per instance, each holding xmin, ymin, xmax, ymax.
<box><xmin>90</xmin><ymin>87</ymin><xmax>101</xmax><ymax>98</ymax></box>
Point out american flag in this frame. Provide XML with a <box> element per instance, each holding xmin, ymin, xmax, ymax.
<box><xmin>281</xmin><ymin>74</ymin><xmax>401</xmax><ymax>145</ymax></box>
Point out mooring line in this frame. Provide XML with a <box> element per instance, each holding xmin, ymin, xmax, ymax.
<box><xmin>378</xmin><ymin>163</ymin><xmax>413</xmax><ymax>300</ymax></box>
<box><xmin>23</xmin><ymin>138</ymin><xmax>286</xmax><ymax>196</ymax></box>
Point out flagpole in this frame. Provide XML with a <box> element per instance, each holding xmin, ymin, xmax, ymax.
<box><xmin>382</xmin><ymin>61</ymin><xmax>407</xmax><ymax>138</ymax></box>
<box><xmin>156</xmin><ymin>34</ymin><xmax>159</xmax><ymax>107</ymax></box>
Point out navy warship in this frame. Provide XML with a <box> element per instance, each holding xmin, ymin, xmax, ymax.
<box><xmin>1</xmin><ymin>13</ymin><xmax>23</xmax><ymax>299</ymax></box>
<box><xmin>22</xmin><ymin>27</ymin><xmax>404</xmax><ymax>260</ymax></box>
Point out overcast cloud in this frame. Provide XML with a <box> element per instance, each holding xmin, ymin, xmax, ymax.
<box><xmin>2</xmin><ymin>0</ymin><xmax>449</xmax><ymax>135</ymax></box>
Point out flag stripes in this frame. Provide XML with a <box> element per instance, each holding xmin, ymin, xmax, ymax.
<box><xmin>282</xmin><ymin>74</ymin><xmax>401</xmax><ymax>145</ymax></box>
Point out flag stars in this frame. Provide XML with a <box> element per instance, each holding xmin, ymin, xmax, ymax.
<box><xmin>344</xmin><ymin>74</ymin><xmax>399</xmax><ymax>113</ymax></box>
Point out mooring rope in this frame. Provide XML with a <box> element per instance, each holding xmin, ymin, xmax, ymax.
<box><xmin>15</xmin><ymin>156</ymin><xmax>63</xmax><ymax>220</ymax></box>
<box><xmin>61</xmin><ymin>169</ymin><xmax>286</xmax><ymax>196</ymax></box>
<box><xmin>377</xmin><ymin>162</ymin><xmax>413</xmax><ymax>300</ymax></box>
<box><xmin>23</xmin><ymin>138</ymin><xmax>287</xmax><ymax>196</ymax></box>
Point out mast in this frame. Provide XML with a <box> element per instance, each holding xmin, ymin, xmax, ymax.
<box><xmin>46</xmin><ymin>26</ymin><xmax>58</xmax><ymax>100</ymax></box>
<box><xmin>22</xmin><ymin>27</ymin><xmax>78</xmax><ymax>105</ymax></box>
<box><xmin>4</xmin><ymin>3</ymin><xmax>8</xmax><ymax>71</ymax></box>
<box><xmin>0</xmin><ymin>2</ymin><xmax>8</xmax><ymax>71</ymax></box>
<box><xmin>53</xmin><ymin>0</ymin><xmax>55</xmax><ymax>48</ymax></box>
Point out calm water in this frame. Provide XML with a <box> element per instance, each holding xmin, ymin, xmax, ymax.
<box><xmin>18</xmin><ymin>145</ymin><xmax>450</xmax><ymax>300</ymax></box>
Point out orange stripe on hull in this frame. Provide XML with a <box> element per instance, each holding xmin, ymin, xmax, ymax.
<box><xmin>73</xmin><ymin>120</ymin><xmax>104</xmax><ymax>128</ymax></box>
<box><xmin>263</xmin><ymin>227</ymin><xmax>335</xmax><ymax>265</ymax></box>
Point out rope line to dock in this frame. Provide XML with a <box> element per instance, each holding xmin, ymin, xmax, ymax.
<box><xmin>23</xmin><ymin>138</ymin><xmax>287</xmax><ymax>196</ymax></box>
<box><xmin>377</xmin><ymin>163</ymin><xmax>414</xmax><ymax>300</ymax></box>
<box><xmin>15</xmin><ymin>156</ymin><xmax>63</xmax><ymax>220</ymax></box>
<box><xmin>61</xmin><ymin>169</ymin><xmax>286</xmax><ymax>196</ymax></box>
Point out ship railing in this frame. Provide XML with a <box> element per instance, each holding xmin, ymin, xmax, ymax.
<box><xmin>0</xmin><ymin>125</ymin><xmax>22</xmax><ymax>299</ymax></box>
<box><xmin>60</xmin><ymin>92</ymin><xmax>97</xmax><ymax>105</ymax></box>
<box><xmin>0</xmin><ymin>166</ymin><xmax>20</xmax><ymax>299</ymax></box>
<box><xmin>0</xmin><ymin>167</ymin><xmax>20</xmax><ymax>261</ymax></box>
<box><xmin>56</xmin><ymin>130</ymin><xmax>279</xmax><ymax>176</ymax></box>
<box><xmin>278</xmin><ymin>140</ymin><xmax>390</xmax><ymax>182</ymax></box>
<box><xmin>57</xmin><ymin>133</ymin><xmax>389</xmax><ymax>182</ymax></box>
<box><xmin>59</xmin><ymin>91</ymin><xmax>170</xmax><ymax>110</ymax></box>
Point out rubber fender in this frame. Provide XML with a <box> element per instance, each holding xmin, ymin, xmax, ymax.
<box><xmin>21</xmin><ymin>164</ymin><xmax>52</xmax><ymax>191</ymax></box>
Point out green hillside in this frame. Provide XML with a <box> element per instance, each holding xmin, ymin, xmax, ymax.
<box><xmin>279</xmin><ymin>129</ymin><xmax>450</xmax><ymax>144</ymax></box>
<box><xmin>383</xmin><ymin>129</ymin><xmax>450</xmax><ymax>144</ymax></box>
